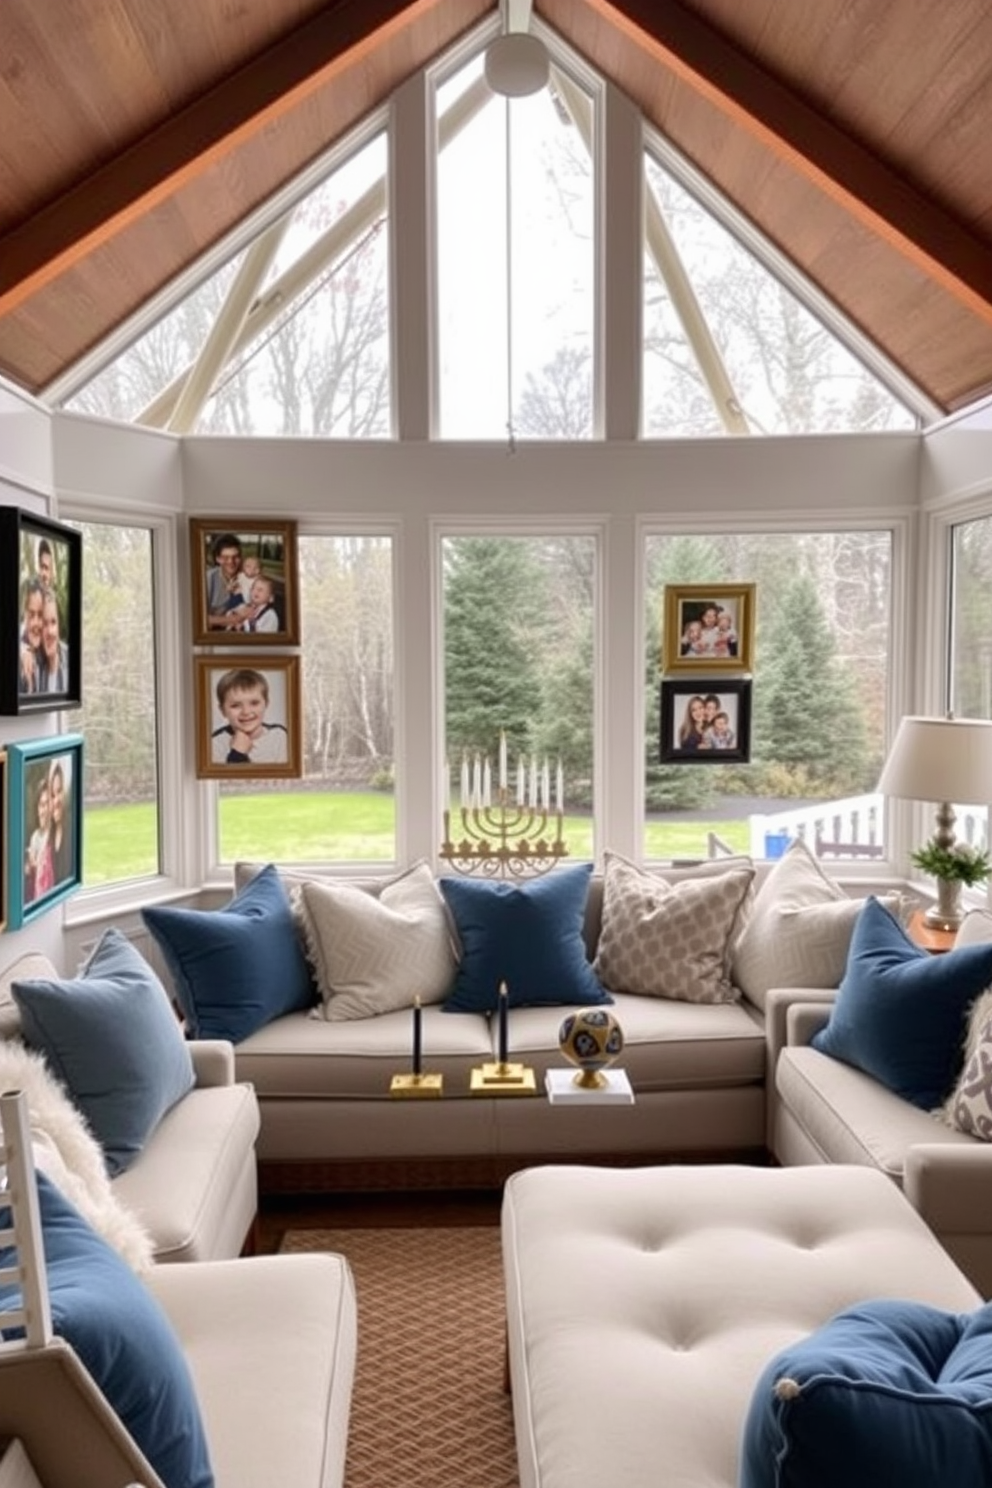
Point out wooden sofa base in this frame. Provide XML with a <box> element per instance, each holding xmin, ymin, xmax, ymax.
<box><xmin>258</xmin><ymin>1146</ymin><xmax>771</xmax><ymax>1196</ymax></box>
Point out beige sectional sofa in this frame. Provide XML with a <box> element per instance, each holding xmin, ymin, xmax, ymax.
<box><xmin>229</xmin><ymin>862</ymin><xmax>774</xmax><ymax>1190</ymax></box>
<box><xmin>771</xmin><ymin>905</ymin><xmax>992</xmax><ymax>1297</ymax></box>
<box><xmin>0</xmin><ymin>948</ymin><xmax>260</xmax><ymax>1263</ymax></box>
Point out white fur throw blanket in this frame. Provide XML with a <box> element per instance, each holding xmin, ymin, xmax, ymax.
<box><xmin>0</xmin><ymin>1040</ymin><xmax>153</xmax><ymax>1273</ymax></box>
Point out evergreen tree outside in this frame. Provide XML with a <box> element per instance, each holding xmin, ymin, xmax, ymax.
<box><xmin>443</xmin><ymin>538</ymin><xmax>548</xmax><ymax>763</ymax></box>
<box><xmin>752</xmin><ymin>573</ymin><xmax>869</xmax><ymax>794</ymax></box>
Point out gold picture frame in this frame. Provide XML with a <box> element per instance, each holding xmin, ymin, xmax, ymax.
<box><xmin>195</xmin><ymin>655</ymin><xmax>302</xmax><ymax>780</ymax></box>
<box><xmin>189</xmin><ymin>519</ymin><xmax>299</xmax><ymax>646</ymax></box>
<box><xmin>662</xmin><ymin>582</ymin><xmax>756</xmax><ymax>674</ymax></box>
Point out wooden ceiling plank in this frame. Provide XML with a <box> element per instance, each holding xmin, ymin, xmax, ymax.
<box><xmin>593</xmin><ymin>0</ymin><xmax>992</xmax><ymax>329</ymax></box>
<box><xmin>0</xmin><ymin>0</ymin><xmax>450</xmax><ymax>316</ymax></box>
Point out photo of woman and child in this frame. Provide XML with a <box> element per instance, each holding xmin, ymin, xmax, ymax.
<box><xmin>675</xmin><ymin>693</ymin><xmax>738</xmax><ymax>753</ymax></box>
<box><xmin>23</xmin><ymin>751</ymin><xmax>75</xmax><ymax>907</ymax></box>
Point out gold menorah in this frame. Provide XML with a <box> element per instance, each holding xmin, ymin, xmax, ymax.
<box><xmin>440</xmin><ymin>796</ymin><xmax>568</xmax><ymax>879</ymax></box>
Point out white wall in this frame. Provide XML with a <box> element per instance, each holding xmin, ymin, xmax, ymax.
<box><xmin>0</xmin><ymin>382</ymin><xmax>67</xmax><ymax>970</ymax></box>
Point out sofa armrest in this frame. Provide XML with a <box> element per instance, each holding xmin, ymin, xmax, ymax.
<box><xmin>764</xmin><ymin>986</ymin><xmax>837</xmax><ymax>1071</ymax></box>
<box><xmin>905</xmin><ymin>1143</ymin><xmax>992</xmax><ymax>1234</ymax></box>
<box><xmin>786</xmin><ymin>1001</ymin><xmax>834</xmax><ymax>1046</ymax></box>
<box><xmin>188</xmin><ymin>1040</ymin><xmax>235</xmax><ymax>1087</ymax></box>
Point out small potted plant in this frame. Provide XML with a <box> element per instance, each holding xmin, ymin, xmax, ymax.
<box><xmin>910</xmin><ymin>837</ymin><xmax>992</xmax><ymax>930</ymax></box>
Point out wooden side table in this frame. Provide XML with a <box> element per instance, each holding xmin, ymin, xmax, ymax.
<box><xmin>906</xmin><ymin>909</ymin><xmax>956</xmax><ymax>954</ymax></box>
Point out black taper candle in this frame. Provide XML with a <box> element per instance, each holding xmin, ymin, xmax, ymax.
<box><xmin>412</xmin><ymin>995</ymin><xmax>422</xmax><ymax>1076</ymax></box>
<box><xmin>498</xmin><ymin>980</ymin><xmax>509</xmax><ymax>1066</ymax></box>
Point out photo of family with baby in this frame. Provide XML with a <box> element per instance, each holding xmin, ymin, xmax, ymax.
<box><xmin>189</xmin><ymin>519</ymin><xmax>299</xmax><ymax>646</ymax></box>
<box><xmin>662</xmin><ymin>582</ymin><xmax>755</xmax><ymax>675</ymax></box>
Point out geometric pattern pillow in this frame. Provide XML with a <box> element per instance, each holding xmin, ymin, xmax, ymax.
<box><xmin>593</xmin><ymin>852</ymin><xmax>754</xmax><ymax>1003</ymax></box>
<box><xmin>731</xmin><ymin>837</ymin><xmax>900</xmax><ymax>1012</ymax></box>
<box><xmin>946</xmin><ymin>1017</ymin><xmax>992</xmax><ymax>1140</ymax></box>
<box><xmin>297</xmin><ymin>861</ymin><xmax>456</xmax><ymax>1021</ymax></box>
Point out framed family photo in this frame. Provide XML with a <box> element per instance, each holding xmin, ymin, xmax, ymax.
<box><xmin>0</xmin><ymin>507</ymin><xmax>82</xmax><ymax>715</ymax></box>
<box><xmin>660</xmin><ymin>679</ymin><xmax>752</xmax><ymax>764</ymax></box>
<box><xmin>5</xmin><ymin>734</ymin><xmax>84</xmax><ymax>930</ymax></box>
<box><xmin>189</xmin><ymin>519</ymin><xmax>300</xmax><ymax>646</ymax></box>
<box><xmin>662</xmin><ymin>582</ymin><xmax>756</xmax><ymax>674</ymax></box>
<box><xmin>195</xmin><ymin>656</ymin><xmax>302</xmax><ymax>780</ymax></box>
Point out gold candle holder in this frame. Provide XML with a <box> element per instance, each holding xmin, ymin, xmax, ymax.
<box><xmin>469</xmin><ymin>1060</ymin><xmax>537</xmax><ymax>1095</ymax></box>
<box><xmin>390</xmin><ymin>1071</ymin><xmax>444</xmax><ymax>1098</ymax></box>
<box><xmin>439</xmin><ymin>800</ymin><xmax>567</xmax><ymax>880</ymax></box>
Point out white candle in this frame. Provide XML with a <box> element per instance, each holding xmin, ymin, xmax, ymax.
<box><xmin>556</xmin><ymin>759</ymin><xmax>564</xmax><ymax>812</ymax></box>
<box><xmin>499</xmin><ymin>731</ymin><xmax>508</xmax><ymax>791</ymax></box>
<box><xmin>516</xmin><ymin>756</ymin><xmax>525</xmax><ymax>806</ymax></box>
<box><xmin>483</xmin><ymin>758</ymin><xmax>492</xmax><ymax>808</ymax></box>
<box><xmin>472</xmin><ymin>754</ymin><xmax>482</xmax><ymax>810</ymax></box>
<box><xmin>460</xmin><ymin>754</ymin><xmax>470</xmax><ymax>811</ymax></box>
<box><xmin>443</xmin><ymin>757</ymin><xmax>451</xmax><ymax>814</ymax></box>
<box><xmin>542</xmin><ymin>758</ymin><xmax>550</xmax><ymax>810</ymax></box>
<box><xmin>528</xmin><ymin>756</ymin><xmax>538</xmax><ymax>808</ymax></box>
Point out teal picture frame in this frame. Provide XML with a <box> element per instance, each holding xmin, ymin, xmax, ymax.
<box><xmin>5</xmin><ymin>734</ymin><xmax>84</xmax><ymax>930</ymax></box>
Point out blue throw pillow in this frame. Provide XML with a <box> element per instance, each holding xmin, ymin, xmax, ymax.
<box><xmin>439</xmin><ymin>864</ymin><xmax>610</xmax><ymax>1011</ymax></box>
<box><xmin>811</xmin><ymin>896</ymin><xmax>992</xmax><ymax>1109</ymax></box>
<box><xmin>740</xmin><ymin>1297</ymin><xmax>992</xmax><ymax>1488</ymax></box>
<box><xmin>0</xmin><ymin>1172</ymin><xmax>215</xmax><ymax>1488</ymax></box>
<box><xmin>12</xmin><ymin>927</ymin><xmax>195</xmax><ymax>1177</ymax></box>
<box><xmin>142</xmin><ymin>863</ymin><xmax>313</xmax><ymax>1043</ymax></box>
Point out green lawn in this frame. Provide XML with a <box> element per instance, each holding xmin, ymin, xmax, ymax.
<box><xmin>83</xmin><ymin>793</ymin><xmax>752</xmax><ymax>885</ymax></box>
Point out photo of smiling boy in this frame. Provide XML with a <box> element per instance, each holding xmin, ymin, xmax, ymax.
<box><xmin>211</xmin><ymin>667</ymin><xmax>288</xmax><ymax>765</ymax></box>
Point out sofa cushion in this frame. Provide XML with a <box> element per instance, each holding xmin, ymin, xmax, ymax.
<box><xmin>0</xmin><ymin>1038</ymin><xmax>153</xmax><ymax>1272</ymax></box>
<box><xmin>297</xmin><ymin>862</ymin><xmax>456</xmax><ymax>1020</ymax></box>
<box><xmin>731</xmin><ymin>838</ymin><xmax>902</xmax><ymax>1012</ymax></box>
<box><xmin>0</xmin><ymin>1172</ymin><xmax>215</xmax><ymax>1488</ymax></box>
<box><xmin>593</xmin><ymin>852</ymin><xmax>753</xmax><ymax>1003</ymax></box>
<box><xmin>740</xmin><ymin>1297</ymin><xmax>992</xmax><ymax>1488</ymax></box>
<box><xmin>439</xmin><ymin>864</ymin><xmax>610</xmax><ymax>1012</ymax></box>
<box><xmin>811</xmin><ymin>896</ymin><xmax>992</xmax><ymax>1110</ymax></box>
<box><xmin>143</xmin><ymin>863</ymin><xmax>313</xmax><ymax>1043</ymax></box>
<box><xmin>11</xmin><ymin>927</ymin><xmax>195</xmax><ymax>1178</ymax></box>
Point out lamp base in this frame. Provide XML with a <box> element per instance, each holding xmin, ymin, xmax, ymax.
<box><xmin>924</xmin><ymin>877</ymin><xmax>963</xmax><ymax>933</ymax></box>
<box><xmin>469</xmin><ymin>1061</ymin><xmax>537</xmax><ymax>1096</ymax></box>
<box><xmin>390</xmin><ymin>1073</ymin><xmax>444</xmax><ymax>1099</ymax></box>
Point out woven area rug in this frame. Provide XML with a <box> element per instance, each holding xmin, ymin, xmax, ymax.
<box><xmin>280</xmin><ymin>1226</ymin><xmax>520</xmax><ymax>1488</ymax></box>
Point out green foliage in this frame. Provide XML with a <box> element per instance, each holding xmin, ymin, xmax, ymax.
<box><xmin>444</xmin><ymin>538</ymin><xmax>547</xmax><ymax>759</ymax></box>
<box><xmin>911</xmin><ymin>838</ymin><xmax>992</xmax><ymax>885</ymax></box>
<box><xmin>752</xmin><ymin>572</ymin><xmax>868</xmax><ymax>793</ymax></box>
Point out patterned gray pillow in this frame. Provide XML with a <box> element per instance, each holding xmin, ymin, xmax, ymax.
<box><xmin>947</xmin><ymin>1016</ymin><xmax>992</xmax><ymax>1140</ymax></box>
<box><xmin>592</xmin><ymin>853</ymin><xmax>754</xmax><ymax>1003</ymax></box>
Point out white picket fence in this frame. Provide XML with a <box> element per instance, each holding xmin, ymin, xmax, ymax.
<box><xmin>744</xmin><ymin>792</ymin><xmax>989</xmax><ymax>863</ymax></box>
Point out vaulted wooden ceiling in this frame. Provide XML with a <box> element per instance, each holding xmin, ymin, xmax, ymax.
<box><xmin>3</xmin><ymin>0</ymin><xmax>992</xmax><ymax>418</ymax></box>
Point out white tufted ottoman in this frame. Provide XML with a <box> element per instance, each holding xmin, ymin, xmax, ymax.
<box><xmin>502</xmin><ymin>1164</ymin><xmax>980</xmax><ymax>1488</ymax></box>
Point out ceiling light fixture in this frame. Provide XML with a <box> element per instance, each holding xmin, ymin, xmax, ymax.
<box><xmin>484</xmin><ymin>31</ymin><xmax>549</xmax><ymax>97</ymax></box>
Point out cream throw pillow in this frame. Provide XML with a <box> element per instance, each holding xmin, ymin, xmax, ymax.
<box><xmin>731</xmin><ymin>837</ymin><xmax>899</xmax><ymax>1011</ymax></box>
<box><xmin>298</xmin><ymin>861</ymin><xmax>456</xmax><ymax>1021</ymax></box>
<box><xmin>592</xmin><ymin>852</ymin><xmax>754</xmax><ymax>1003</ymax></box>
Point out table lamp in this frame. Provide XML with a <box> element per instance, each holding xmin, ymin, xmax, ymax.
<box><xmin>878</xmin><ymin>714</ymin><xmax>992</xmax><ymax>930</ymax></box>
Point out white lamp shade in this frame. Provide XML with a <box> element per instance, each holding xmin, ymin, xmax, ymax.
<box><xmin>878</xmin><ymin>715</ymin><xmax>992</xmax><ymax>806</ymax></box>
<box><xmin>484</xmin><ymin>33</ymin><xmax>549</xmax><ymax>96</ymax></box>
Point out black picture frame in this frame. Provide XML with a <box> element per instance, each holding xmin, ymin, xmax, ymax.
<box><xmin>5</xmin><ymin>734</ymin><xmax>84</xmax><ymax>930</ymax></box>
<box><xmin>0</xmin><ymin>749</ymin><xmax>6</xmax><ymax>933</ymax></box>
<box><xmin>0</xmin><ymin>507</ymin><xmax>82</xmax><ymax>715</ymax></box>
<box><xmin>660</xmin><ymin>678</ymin><xmax>752</xmax><ymax>763</ymax></box>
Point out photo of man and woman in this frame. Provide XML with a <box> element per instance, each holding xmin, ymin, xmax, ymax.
<box><xmin>23</xmin><ymin>748</ymin><xmax>76</xmax><ymax>906</ymax></box>
<box><xmin>190</xmin><ymin>520</ymin><xmax>299</xmax><ymax>644</ymax></box>
<box><xmin>18</xmin><ymin>526</ymin><xmax>73</xmax><ymax>699</ymax></box>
